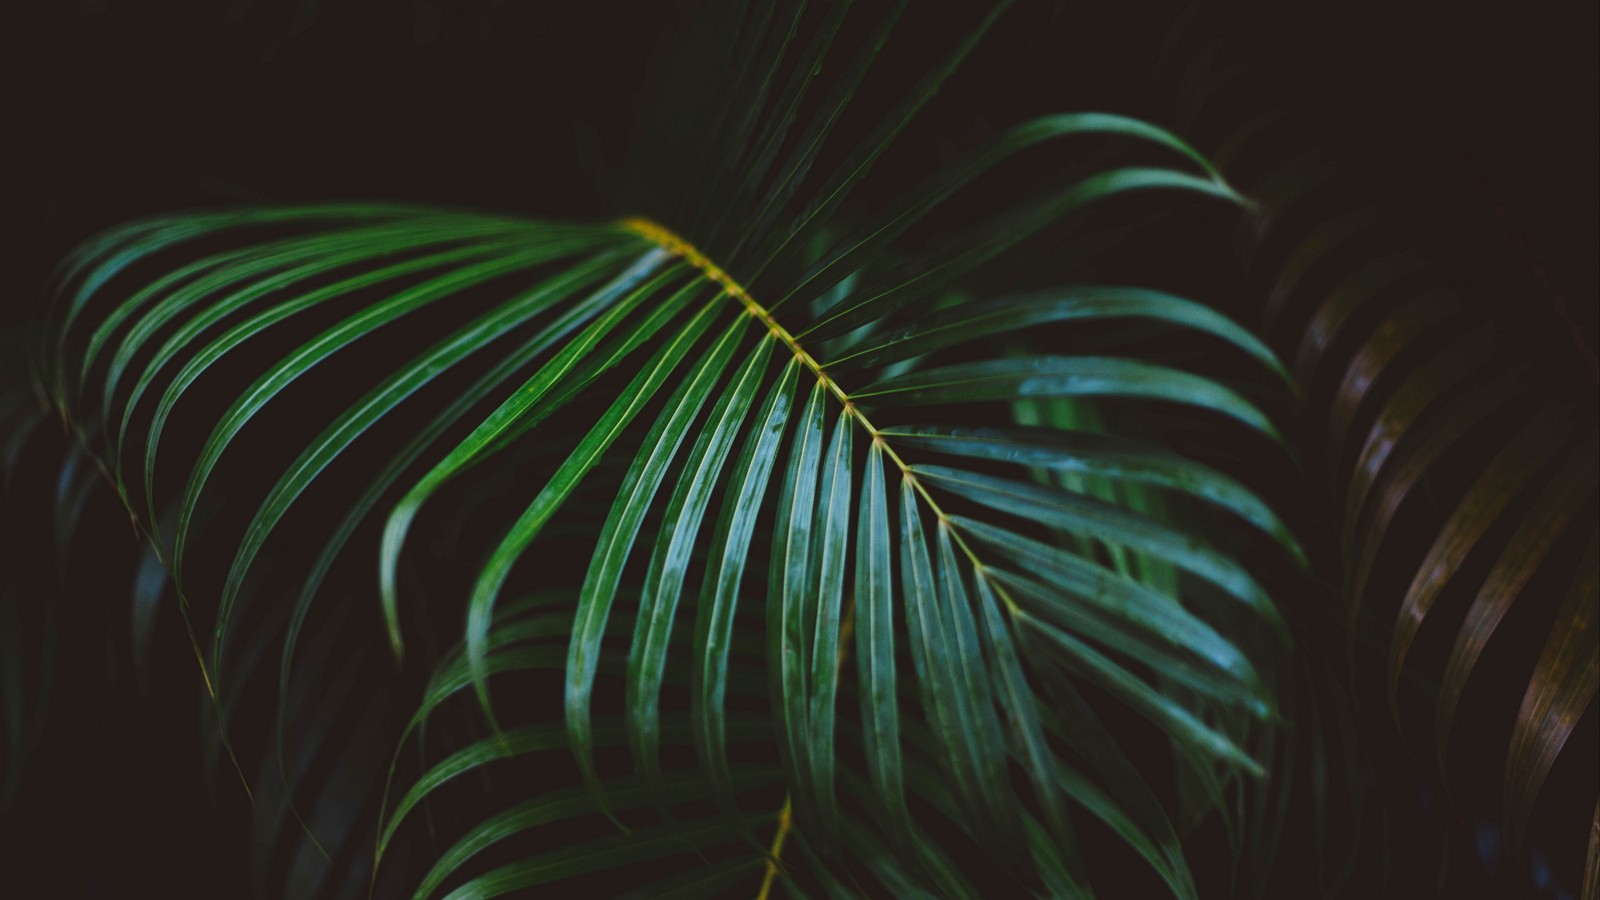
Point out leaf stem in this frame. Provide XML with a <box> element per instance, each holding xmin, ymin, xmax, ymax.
<box><xmin>755</xmin><ymin>798</ymin><xmax>794</xmax><ymax>900</ymax></box>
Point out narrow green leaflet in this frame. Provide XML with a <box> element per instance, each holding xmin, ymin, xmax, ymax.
<box><xmin>1058</xmin><ymin>764</ymin><xmax>1196</xmax><ymax>900</ymax></box>
<box><xmin>951</xmin><ymin>515</ymin><xmax>1261</xmax><ymax>686</ymax></box>
<box><xmin>157</xmin><ymin>238</ymin><xmax>591</xmax><ymax>563</ymax></box>
<box><xmin>835</xmin><ymin>766</ymin><xmax>983</xmax><ymax>898</ymax></box>
<box><xmin>966</xmin><ymin>525</ymin><xmax>1267</xmax><ymax>714</ymax></box>
<box><xmin>828</xmin><ymin>285</ymin><xmax>1284</xmax><ymax>381</ymax></box>
<box><xmin>710</xmin><ymin>0</ymin><xmax>857</xmax><ymax>249</ymax></box>
<box><xmin>800</xmin><ymin>168</ymin><xmax>1240</xmax><ymax>343</ymax></box>
<box><xmin>677</xmin><ymin>3</ymin><xmax>802</xmax><ymax>240</ymax></box>
<box><xmin>724</xmin><ymin>0</ymin><xmax>906</xmax><ymax>266</ymax></box>
<box><xmin>56</xmin><ymin>204</ymin><xmax>428</xmax><ymax>337</ymax></box>
<box><xmin>769</xmin><ymin>378</ymin><xmax>829</xmax><ymax>830</ymax></box>
<box><xmin>859</xmin><ymin>356</ymin><xmax>1280</xmax><ymax>441</ymax></box>
<box><xmin>919</xmin><ymin>464</ymin><xmax>1280</xmax><ymax>624</ymax></box>
<box><xmin>413</xmin><ymin>770</ymin><xmax>778</xmax><ymax>900</ymax></box>
<box><xmin>742</xmin><ymin>1</ymin><xmax>1017</xmax><ymax>282</ymax></box>
<box><xmin>855</xmin><ymin>442</ymin><xmax>910</xmax><ymax>846</ymax></box>
<box><xmin>881</xmin><ymin>424</ymin><xmax>1303</xmax><ymax>562</ymax></box>
<box><xmin>773</xmin><ymin>113</ymin><xmax>1228</xmax><ymax>311</ymax></box>
<box><xmin>100</xmin><ymin>218</ymin><xmax>567</xmax><ymax>440</ymax></box>
<box><xmin>560</xmin><ymin>311</ymin><xmax>749</xmax><ymax>815</ymax></box>
<box><xmin>626</xmin><ymin>337</ymin><xmax>774</xmax><ymax>822</ymax></box>
<box><xmin>380</xmin><ymin>715</ymin><xmax>770</xmax><ymax>865</ymax></box>
<box><xmin>375</xmin><ymin>595</ymin><xmax>772</xmax><ymax>869</ymax></box>
<box><xmin>379</xmin><ymin>723</ymin><xmax>584</xmax><ymax>858</ymax></box>
<box><xmin>895</xmin><ymin>720</ymin><xmax>1080</xmax><ymax>896</ymax></box>
<box><xmin>899</xmin><ymin>478</ymin><xmax>989</xmax><ymax>840</ymax></box>
<box><xmin>446</xmin><ymin>284</ymin><xmax>711</xmax><ymax>684</ymax></box>
<box><xmin>970</xmin><ymin>574</ymin><xmax>1080</xmax><ymax>863</ymax></box>
<box><xmin>692</xmin><ymin>359</ymin><xmax>800</xmax><ymax>821</ymax></box>
<box><xmin>133</xmin><ymin>236</ymin><xmax>548</xmax><ymax>529</ymax></box>
<box><xmin>1009</xmin><ymin>594</ymin><xmax>1263</xmax><ymax>774</ymax></box>
<box><xmin>91</xmin><ymin>215</ymin><xmax>545</xmax><ymax>405</ymax></box>
<box><xmin>377</xmin><ymin>250</ymin><xmax>682</xmax><ymax>650</ymax></box>
<box><xmin>803</xmin><ymin>409</ymin><xmax>854</xmax><ymax>840</ymax></box>
<box><xmin>277</xmin><ymin>261</ymin><xmax>688</xmax><ymax>787</ymax></box>
<box><xmin>437</xmin><ymin>816</ymin><xmax>773</xmax><ymax>900</ymax></box>
<box><xmin>933</xmin><ymin>525</ymin><xmax>1022</xmax><ymax>853</ymax></box>
<box><xmin>210</xmin><ymin>251</ymin><xmax>631</xmax><ymax>673</ymax></box>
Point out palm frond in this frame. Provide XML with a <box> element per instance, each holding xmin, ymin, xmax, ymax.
<box><xmin>29</xmin><ymin>2</ymin><xmax>1307</xmax><ymax>896</ymax></box>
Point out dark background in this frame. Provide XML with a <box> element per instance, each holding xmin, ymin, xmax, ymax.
<box><xmin>3</xmin><ymin>0</ymin><xmax>1594</xmax><ymax>896</ymax></box>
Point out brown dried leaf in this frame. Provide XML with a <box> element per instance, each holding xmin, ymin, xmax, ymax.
<box><xmin>1290</xmin><ymin>251</ymin><xmax>1427</xmax><ymax>388</ymax></box>
<box><xmin>1341</xmin><ymin>330</ymin><xmax>1510</xmax><ymax>541</ymax></box>
<box><xmin>1504</xmin><ymin>535</ymin><xmax>1598</xmax><ymax>850</ymax></box>
<box><xmin>1342</xmin><ymin>362</ymin><xmax>1532</xmax><ymax>643</ymax></box>
<box><xmin>1327</xmin><ymin>289</ymin><xmax>1458</xmax><ymax>457</ymax></box>
<box><xmin>1385</xmin><ymin>403</ymin><xmax>1571</xmax><ymax>708</ymax></box>
<box><xmin>1436</xmin><ymin>431</ymin><xmax>1599</xmax><ymax>770</ymax></box>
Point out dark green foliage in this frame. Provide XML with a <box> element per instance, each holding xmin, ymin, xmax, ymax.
<box><xmin>7</xmin><ymin>1</ymin><xmax>1591</xmax><ymax>898</ymax></box>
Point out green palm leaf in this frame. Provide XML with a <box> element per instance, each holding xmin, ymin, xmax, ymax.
<box><xmin>32</xmin><ymin>1</ymin><xmax>1306</xmax><ymax>895</ymax></box>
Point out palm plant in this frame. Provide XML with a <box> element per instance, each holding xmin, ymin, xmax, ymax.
<box><xmin>5</xmin><ymin>0</ymin><xmax>1593</xmax><ymax>898</ymax></box>
<box><xmin>17</xmin><ymin>2</ymin><xmax>1299</xmax><ymax>895</ymax></box>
